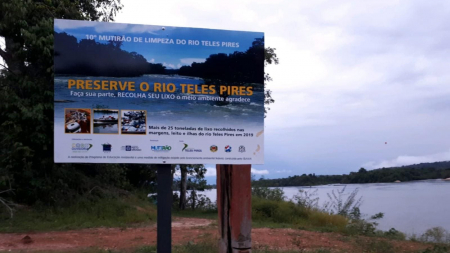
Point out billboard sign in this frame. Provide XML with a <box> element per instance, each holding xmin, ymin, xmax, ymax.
<box><xmin>54</xmin><ymin>19</ymin><xmax>264</xmax><ymax>164</ymax></box>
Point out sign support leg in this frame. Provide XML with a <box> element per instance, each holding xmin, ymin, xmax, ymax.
<box><xmin>217</xmin><ymin>164</ymin><xmax>252</xmax><ymax>253</ymax></box>
<box><xmin>157</xmin><ymin>164</ymin><xmax>172</xmax><ymax>253</ymax></box>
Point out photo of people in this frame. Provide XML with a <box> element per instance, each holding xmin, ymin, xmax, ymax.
<box><xmin>93</xmin><ymin>109</ymin><xmax>119</xmax><ymax>134</ymax></box>
<box><xmin>64</xmin><ymin>108</ymin><xmax>91</xmax><ymax>134</ymax></box>
<box><xmin>121</xmin><ymin>110</ymin><xmax>146</xmax><ymax>135</ymax></box>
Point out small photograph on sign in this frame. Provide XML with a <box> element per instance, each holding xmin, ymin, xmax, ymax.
<box><xmin>121</xmin><ymin>110</ymin><xmax>146</xmax><ymax>135</ymax></box>
<box><xmin>93</xmin><ymin>109</ymin><xmax>119</xmax><ymax>134</ymax></box>
<box><xmin>64</xmin><ymin>108</ymin><xmax>91</xmax><ymax>134</ymax></box>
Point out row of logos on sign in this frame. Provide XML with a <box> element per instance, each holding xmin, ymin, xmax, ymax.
<box><xmin>71</xmin><ymin>143</ymin><xmax>246</xmax><ymax>153</ymax></box>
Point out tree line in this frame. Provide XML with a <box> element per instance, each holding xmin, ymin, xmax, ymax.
<box><xmin>55</xmin><ymin>32</ymin><xmax>166</xmax><ymax>77</ymax></box>
<box><xmin>178</xmin><ymin>38</ymin><xmax>265</xmax><ymax>85</ymax></box>
<box><xmin>55</xmin><ymin>31</ymin><xmax>266</xmax><ymax>83</ymax></box>
<box><xmin>252</xmin><ymin>162</ymin><xmax>450</xmax><ymax>187</ymax></box>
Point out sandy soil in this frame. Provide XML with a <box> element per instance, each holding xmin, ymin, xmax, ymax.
<box><xmin>0</xmin><ymin>218</ymin><xmax>431</xmax><ymax>252</ymax></box>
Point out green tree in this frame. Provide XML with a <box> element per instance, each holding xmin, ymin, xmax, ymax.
<box><xmin>0</xmin><ymin>0</ymin><xmax>123</xmax><ymax>206</ymax></box>
<box><xmin>174</xmin><ymin>164</ymin><xmax>206</xmax><ymax>210</ymax></box>
<box><xmin>263</xmin><ymin>44</ymin><xmax>279</xmax><ymax>116</ymax></box>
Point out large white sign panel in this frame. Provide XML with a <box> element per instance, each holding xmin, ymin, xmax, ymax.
<box><xmin>54</xmin><ymin>19</ymin><xmax>264</xmax><ymax>164</ymax></box>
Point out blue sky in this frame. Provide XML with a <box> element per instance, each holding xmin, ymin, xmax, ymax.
<box><xmin>54</xmin><ymin>19</ymin><xmax>263</xmax><ymax>69</ymax></box>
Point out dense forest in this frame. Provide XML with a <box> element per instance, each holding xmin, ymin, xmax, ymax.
<box><xmin>55</xmin><ymin>31</ymin><xmax>265</xmax><ymax>84</ymax></box>
<box><xmin>178</xmin><ymin>38</ymin><xmax>265</xmax><ymax>85</ymax></box>
<box><xmin>55</xmin><ymin>32</ymin><xmax>166</xmax><ymax>77</ymax></box>
<box><xmin>252</xmin><ymin>161</ymin><xmax>450</xmax><ymax>187</ymax></box>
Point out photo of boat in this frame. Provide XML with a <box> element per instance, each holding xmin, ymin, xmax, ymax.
<box><xmin>93</xmin><ymin>109</ymin><xmax>119</xmax><ymax>134</ymax></box>
<box><xmin>94</xmin><ymin>118</ymin><xmax>118</xmax><ymax>123</ymax></box>
<box><xmin>121</xmin><ymin>110</ymin><xmax>146</xmax><ymax>135</ymax></box>
<box><xmin>64</xmin><ymin>109</ymin><xmax>91</xmax><ymax>134</ymax></box>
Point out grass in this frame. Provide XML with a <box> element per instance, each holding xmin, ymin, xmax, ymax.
<box><xmin>1</xmin><ymin>192</ymin><xmax>447</xmax><ymax>253</ymax></box>
<box><xmin>355</xmin><ymin>238</ymin><xmax>396</xmax><ymax>253</ymax></box>
<box><xmin>172</xmin><ymin>209</ymin><xmax>217</xmax><ymax>220</ymax></box>
<box><xmin>0</xmin><ymin>241</ymin><xmax>338</xmax><ymax>253</ymax></box>
<box><xmin>0</xmin><ymin>195</ymin><xmax>157</xmax><ymax>233</ymax></box>
<box><xmin>252</xmin><ymin>196</ymin><xmax>348</xmax><ymax>233</ymax></box>
<box><xmin>173</xmin><ymin>197</ymin><xmax>349</xmax><ymax>234</ymax></box>
<box><xmin>0</xmin><ymin>195</ymin><xmax>353</xmax><ymax>235</ymax></box>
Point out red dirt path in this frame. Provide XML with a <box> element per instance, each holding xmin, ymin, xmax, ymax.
<box><xmin>0</xmin><ymin>218</ymin><xmax>431</xmax><ymax>252</ymax></box>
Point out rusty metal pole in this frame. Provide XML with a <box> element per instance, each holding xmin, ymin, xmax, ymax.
<box><xmin>217</xmin><ymin>164</ymin><xmax>252</xmax><ymax>253</ymax></box>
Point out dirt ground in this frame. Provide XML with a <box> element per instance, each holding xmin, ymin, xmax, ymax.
<box><xmin>0</xmin><ymin>218</ymin><xmax>431</xmax><ymax>252</ymax></box>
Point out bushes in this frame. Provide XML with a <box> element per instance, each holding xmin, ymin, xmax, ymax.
<box><xmin>252</xmin><ymin>187</ymin><xmax>348</xmax><ymax>230</ymax></box>
<box><xmin>381</xmin><ymin>228</ymin><xmax>406</xmax><ymax>240</ymax></box>
<box><xmin>0</xmin><ymin>193</ymin><xmax>156</xmax><ymax>232</ymax></box>
<box><xmin>307</xmin><ymin>210</ymin><xmax>348</xmax><ymax>228</ymax></box>
<box><xmin>252</xmin><ymin>196</ymin><xmax>308</xmax><ymax>224</ymax></box>
<box><xmin>252</xmin><ymin>187</ymin><xmax>400</xmax><ymax>236</ymax></box>
<box><xmin>293</xmin><ymin>189</ymin><xmax>319</xmax><ymax>209</ymax></box>
<box><xmin>421</xmin><ymin>245</ymin><xmax>450</xmax><ymax>253</ymax></box>
<box><xmin>322</xmin><ymin>186</ymin><xmax>362</xmax><ymax>218</ymax></box>
<box><xmin>252</xmin><ymin>186</ymin><xmax>285</xmax><ymax>201</ymax></box>
<box><xmin>420</xmin><ymin>227</ymin><xmax>450</xmax><ymax>243</ymax></box>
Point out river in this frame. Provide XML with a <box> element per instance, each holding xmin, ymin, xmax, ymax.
<box><xmin>192</xmin><ymin>179</ymin><xmax>450</xmax><ymax>235</ymax></box>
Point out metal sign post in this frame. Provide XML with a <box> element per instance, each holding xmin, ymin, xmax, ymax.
<box><xmin>157</xmin><ymin>164</ymin><xmax>173</xmax><ymax>253</ymax></box>
<box><xmin>217</xmin><ymin>164</ymin><xmax>252</xmax><ymax>253</ymax></box>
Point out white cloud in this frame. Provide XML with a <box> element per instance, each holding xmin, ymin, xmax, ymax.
<box><xmin>162</xmin><ymin>62</ymin><xmax>176</xmax><ymax>69</ymax></box>
<box><xmin>172</xmin><ymin>167</ymin><xmax>216</xmax><ymax>179</ymax></box>
<box><xmin>363</xmin><ymin>149</ymin><xmax>450</xmax><ymax>169</ymax></box>
<box><xmin>275</xmin><ymin>170</ymin><xmax>292</xmax><ymax>173</ymax></box>
<box><xmin>251</xmin><ymin>168</ymin><xmax>269</xmax><ymax>175</ymax></box>
<box><xmin>127</xmin><ymin>24</ymin><xmax>161</xmax><ymax>34</ymax></box>
<box><xmin>93</xmin><ymin>22</ymin><xmax>129</xmax><ymax>33</ymax></box>
<box><xmin>54</xmin><ymin>19</ymin><xmax>97</xmax><ymax>30</ymax></box>
<box><xmin>55</xmin><ymin>19</ymin><xmax>161</xmax><ymax>34</ymax></box>
<box><xmin>149</xmin><ymin>58</ymin><xmax>155</xmax><ymax>63</ymax></box>
<box><xmin>204</xmin><ymin>167</ymin><xmax>217</xmax><ymax>177</ymax></box>
<box><xmin>202</xmin><ymin>167</ymin><xmax>268</xmax><ymax>176</ymax></box>
<box><xmin>179</xmin><ymin>58</ymin><xmax>206</xmax><ymax>65</ymax></box>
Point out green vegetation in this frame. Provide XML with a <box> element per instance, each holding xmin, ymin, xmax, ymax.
<box><xmin>0</xmin><ymin>187</ymin><xmax>448</xmax><ymax>253</ymax></box>
<box><xmin>250</xmin><ymin>186</ymin><xmax>349</xmax><ymax>231</ymax></box>
<box><xmin>421</xmin><ymin>245</ymin><xmax>450</xmax><ymax>253</ymax></box>
<box><xmin>55</xmin><ymin>32</ymin><xmax>167</xmax><ymax>77</ymax></box>
<box><xmin>0</xmin><ymin>194</ymin><xmax>156</xmax><ymax>233</ymax></box>
<box><xmin>251</xmin><ymin>187</ymin><xmax>397</xmax><ymax>237</ymax></box>
<box><xmin>253</xmin><ymin>161</ymin><xmax>450</xmax><ymax>187</ymax></box>
<box><xmin>171</xmin><ymin>209</ymin><xmax>217</xmax><ymax>220</ymax></box>
<box><xmin>252</xmin><ymin>196</ymin><xmax>348</xmax><ymax>231</ymax></box>
<box><xmin>419</xmin><ymin>227</ymin><xmax>450</xmax><ymax>244</ymax></box>
<box><xmin>0</xmin><ymin>243</ymin><xmax>335</xmax><ymax>253</ymax></box>
<box><xmin>357</xmin><ymin>238</ymin><xmax>395</xmax><ymax>253</ymax></box>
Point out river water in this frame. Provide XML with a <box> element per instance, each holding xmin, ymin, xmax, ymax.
<box><xmin>194</xmin><ymin>179</ymin><xmax>450</xmax><ymax>235</ymax></box>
